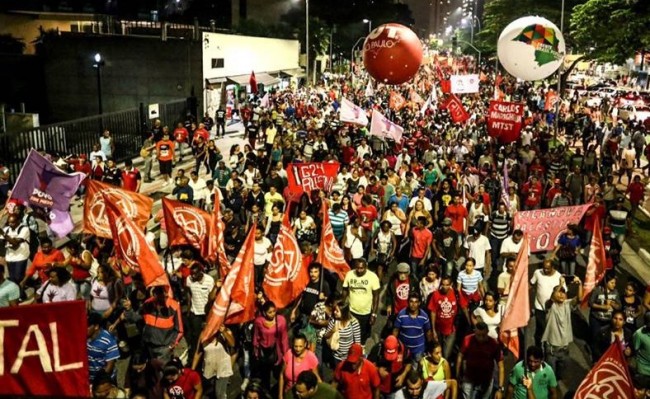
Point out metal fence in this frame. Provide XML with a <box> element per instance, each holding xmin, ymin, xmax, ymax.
<box><xmin>0</xmin><ymin>99</ymin><xmax>191</xmax><ymax>183</ymax></box>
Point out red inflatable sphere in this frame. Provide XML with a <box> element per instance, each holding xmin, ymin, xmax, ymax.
<box><xmin>363</xmin><ymin>23</ymin><xmax>423</xmax><ymax>85</ymax></box>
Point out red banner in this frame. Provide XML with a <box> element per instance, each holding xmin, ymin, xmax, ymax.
<box><xmin>263</xmin><ymin>209</ymin><xmax>308</xmax><ymax>309</ymax></box>
<box><xmin>514</xmin><ymin>205</ymin><xmax>591</xmax><ymax>252</ymax></box>
<box><xmin>442</xmin><ymin>94</ymin><xmax>470</xmax><ymax>123</ymax></box>
<box><xmin>0</xmin><ymin>301</ymin><xmax>89</xmax><ymax>397</ymax></box>
<box><xmin>83</xmin><ymin>180</ymin><xmax>153</xmax><ymax>238</ymax></box>
<box><xmin>574</xmin><ymin>339</ymin><xmax>635</xmax><ymax>399</ymax></box>
<box><xmin>287</xmin><ymin>162</ymin><xmax>340</xmax><ymax>200</ymax></box>
<box><xmin>487</xmin><ymin>101</ymin><xmax>524</xmax><ymax>141</ymax></box>
<box><xmin>316</xmin><ymin>202</ymin><xmax>350</xmax><ymax>280</ymax></box>
<box><xmin>162</xmin><ymin>198</ymin><xmax>211</xmax><ymax>258</ymax></box>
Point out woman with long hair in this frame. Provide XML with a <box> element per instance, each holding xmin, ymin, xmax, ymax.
<box><xmin>252</xmin><ymin>301</ymin><xmax>289</xmax><ymax>389</ymax></box>
<box><xmin>322</xmin><ymin>296</ymin><xmax>361</xmax><ymax>367</ymax></box>
<box><xmin>278</xmin><ymin>333</ymin><xmax>320</xmax><ymax>399</ymax></box>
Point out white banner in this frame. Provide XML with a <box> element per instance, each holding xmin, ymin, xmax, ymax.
<box><xmin>339</xmin><ymin>98</ymin><xmax>369</xmax><ymax>126</ymax></box>
<box><xmin>450</xmin><ymin>74</ymin><xmax>480</xmax><ymax>94</ymax></box>
<box><xmin>370</xmin><ymin>109</ymin><xmax>404</xmax><ymax>141</ymax></box>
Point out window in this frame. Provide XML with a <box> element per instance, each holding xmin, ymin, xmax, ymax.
<box><xmin>211</xmin><ymin>58</ymin><xmax>224</xmax><ymax>69</ymax></box>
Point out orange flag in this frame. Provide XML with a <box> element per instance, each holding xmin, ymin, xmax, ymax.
<box><xmin>582</xmin><ymin>218</ymin><xmax>607</xmax><ymax>307</ymax></box>
<box><xmin>263</xmin><ymin>205</ymin><xmax>308</xmax><ymax>309</ymax></box>
<box><xmin>574</xmin><ymin>338</ymin><xmax>635</xmax><ymax>399</ymax></box>
<box><xmin>200</xmin><ymin>225</ymin><xmax>257</xmax><ymax>343</ymax></box>
<box><xmin>161</xmin><ymin>198</ymin><xmax>211</xmax><ymax>259</ymax></box>
<box><xmin>499</xmin><ymin>235</ymin><xmax>530</xmax><ymax>358</ymax></box>
<box><xmin>545</xmin><ymin>90</ymin><xmax>559</xmax><ymax>111</ymax></box>
<box><xmin>104</xmin><ymin>195</ymin><xmax>170</xmax><ymax>289</ymax></box>
<box><xmin>84</xmin><ymin>180</ymin><xmax>153</xmax><ymax>238</ymax></box>
<box><xmin>389</xmin><ymin>91</ymin><xmax>406</xmax><ymax>111</ymax></box>
<box><xmin>208</xmin><ymin>189</ymin><xmax>230</xmax><ymax>278</ymax></box>
<box><xmin>316</xmin><ymin>201</ymin><xmax>350</xmax><ymax>280</ymax></box>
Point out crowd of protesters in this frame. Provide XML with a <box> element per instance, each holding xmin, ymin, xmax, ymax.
<box><xmin>1</xmin><ymin>58</ymin><xmax>650</xmax><ymax>399</ymax></box>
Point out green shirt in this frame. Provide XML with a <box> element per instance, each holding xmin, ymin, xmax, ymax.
<box><xmin>285</xmin><ymin>382</ymin><xmax>344</xmax><ymax>399</ymax></box>
<box><xmin>508</xmin><ymin>361</ymin><xmax>557</xmax><ymax>399</ymax></box>
<box><xmin>633</xmin><ymin>328</ymin><xmax>650</xmax><ymax>376</ymax></box>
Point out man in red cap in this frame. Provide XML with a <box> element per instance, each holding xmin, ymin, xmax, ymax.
<box><xmin>333</xmin><ymin>343</ymin><xmax>381</xmax><ymax>399</ymax></box>
<box><xmin>368</xmin><ymin>335</ymin><xmax>411</xmax><ymax>398</ymax></box>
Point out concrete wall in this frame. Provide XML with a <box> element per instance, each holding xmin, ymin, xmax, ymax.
<box><xmin>39</xmin><ymin>33</ymin><xmax>203</xmax><ymax>121</ymax></box>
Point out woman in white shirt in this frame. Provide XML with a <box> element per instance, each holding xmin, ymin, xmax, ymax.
<box><xmin>192</xmin><ymin>325</ymin><xmax>236</xmax><ymax>399</ymax></box>
<box><xmin>471</xmin><ymin>291</ymin><xmax>503</xmax><ymax>339</ymax></box>
<box><xmin>37</xmin><ymin>268</ymin><xmax>78</xmax><ymax>303</ymax></box>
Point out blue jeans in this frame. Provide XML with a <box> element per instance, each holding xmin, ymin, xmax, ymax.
<box><xmin>7</xmin><ymin>259</ymin><xmax>28</xmax><ymax>284</ymax></box>
<box><xmin>461</xmin><ymin>378</ymin><xmax>493</xmax><ymax>399</ymax></box>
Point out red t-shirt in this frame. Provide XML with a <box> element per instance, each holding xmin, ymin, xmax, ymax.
<box><xmin>628</xmin><ymin>182</ymin><xmax>645</xmax><ymax>204</ymax></box>
<box><xmin>410</xmin><ymin>227</ymin><xmax>433</xmax><ymax>258</ymax></box>
<box><xmin>427</xmin><ymin>289</ymin><xmax>458</xmax><ymax>335</ymax></box>
<box><xmin>164</xmin><ymin>368</ymin><xmax>201</xmax><ymax>399</ymax></box>
<box><xmin>584</xmin><ymin>204</ymin><xmax>606</xmax><ymax>231</ymax></box>
<box><xmin>357</xmin><ymin>205</ymin><xmax>378</xmax><ymax>231</ymax></box>
<box><xmin>174</xmin><ymin>127</ymin><xmax>189</xmax><ymax>143</ymax></box>
<box><xmin>193</xmin><ymin>128</ymin><xmax>210</xmax><ymax>144</ymax></box>
<box><xmin>523</xmin><ymin>181</ymin><xmax>543</xmax><ymax>207</ymax></box>
<box><xmin>342</xmin><ymin>146</ymin><xmax>356</xmax><ymax>164</ymax></box>
<box><xmin>460</xmin><ymin>334</ymin><xmax>503</xmax><ymax>385</ymax></box>
<box><xmin>156</xmin><ymin>140</ymin><xmax>175</xmax><ymax>161</ymax></box>
<box><xmin>393</xmin><ymin>278</ymin><xmax>411</xmax><ymax>314</ymax></box>
<box><xmin>121</xmin><ymin>168</ymin><xmax>141</xmax><ymax>192</ymax></box>
<box><xmin>334</xmin><ymin>359</ymin><xmax>381</xmax><ymax>399</ymax></box>
<box><xmin>444</xmin><ymin>204</ymin><xmax>468</xmax><ymax>234</ymax></box>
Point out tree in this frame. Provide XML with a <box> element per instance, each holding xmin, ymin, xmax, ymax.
<box><xmin>570</xmin><ymin>0</ymin><xmax>650</xmax><ymax>64</ymax></box>
<box><xmin>477</xmin><ymin>0</ymin><xmax>586</xmax><ymax>55</ymax></box>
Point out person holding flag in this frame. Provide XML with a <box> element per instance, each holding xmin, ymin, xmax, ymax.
<box><xmin>505</xmin><ymin>345</ymin><xmax>557</xmax><ymax>399</ymax></box>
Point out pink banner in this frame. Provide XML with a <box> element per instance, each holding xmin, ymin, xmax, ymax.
<box><xmin>514</xmin><ymin>205</ymin><xmax>591</xmax><ymax>252</ymax></box>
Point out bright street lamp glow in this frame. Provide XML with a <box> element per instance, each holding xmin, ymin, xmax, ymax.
<box><xmin>94</xmin><ymin>53</ymin><xmax>102</xmax><ymax>63</ymax></box>
<box><xmin>363</xmin><ymin>18</ymin><xmax>370</xmax><ymax>23</ymax></box>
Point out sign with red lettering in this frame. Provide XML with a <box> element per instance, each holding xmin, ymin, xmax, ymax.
<box><xmin>286</xmin><ymin>162</ymin><xmax>340</xmax><ymax>199</ymax></box>
<box><xmin>0</xmin><ymin>301</ymin><xmax>89</xmax><ymax>397</ymax></box>
<box><xmin>487</xmin><ymin>100</ymin><xmax>524</xmax><ymax>143</ymax></box>
<box><xmin>514</xmin><ymin>205</ymin><xmax>591</xmax><ymax>252</ymax></box>
<box><xmin>442</xmin><ymin>94</ymin><xmax>470</xmax><ymax>123</ymax></box>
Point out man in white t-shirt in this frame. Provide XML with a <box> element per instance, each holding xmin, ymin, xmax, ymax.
<box><xmin>343</xmin><ymin>258</ymin><xmax>380</xmax><ymax>344</ymax></box>
<box><xmin>408</xmin><ymin>187</ymin><xmax>433</xmax><ymax>212</ymax></box>
<box><xmin>530</xmin><ymin>260</ymin><xmax>565</xmax><ymax>347</ymax></box>
<box><xmin>464</xmin><ymin>226</ymin><xmax>492</xmax><ymax>276</ymax></box>
<box><xmin>1</xmin><ymin>215</ymin><xmax>31</xmax><ymax>284</ymax></box>
<box><xmin>521</xmin><ymin>127</ymin><xmax>534</xmax><ymax>147</ymax></box>
<box><xmin>394</xmin><ymin>370</ymin><xmax>457</xmax><ymax>399</ymax></box>
<box><xmin>185</xmin><ymin>264</ymin><xmax>215</xmax><ymax>364</ymax></box>
<box><xmin>253</xmin><ymin>228</ymin><xmax>273</xmax><ymax>289</ymax></box>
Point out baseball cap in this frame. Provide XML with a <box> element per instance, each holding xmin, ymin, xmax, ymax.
<box><xmin>397</xmin><ymin>262</ymin><xmax>410</xmax><ymax>273</ymax></box>
<box><xmin>346</xmin><ymin>343</ymin><xmax>364</xmax><ymax>363</ymax></box>
<box><xmin>384</xmin><ymin>336</ymin><xmax>399</xmax><ymax>361</ymax></box>
<box><xmin>442</xmin><ymin>218</ymin><xmax>452</xmax><ymax>226</ymax></box>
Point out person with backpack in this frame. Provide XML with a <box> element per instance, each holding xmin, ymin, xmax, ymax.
<box><xmin>0</xmin><ymin>214</ymin><xmax>31</xmax><ymax>284</ymax></box>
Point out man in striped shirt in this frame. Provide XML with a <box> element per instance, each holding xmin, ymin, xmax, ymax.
<box><xmin>488</xmin><ymin>202</ymin><xmax>512</xmax><ymax>275</ymax></box>
<box><xmin>87</xmin><ymin>312</ymin><xmax>120</xmax><ymax>383</ymax></box>
<box><xmin>329</xmin><ymin>203</ymin><xmax>349</xmax><ymax>242</ymax></box>
<box><xmin>393</xmin><ymin>292</ymin><xmax>433</xmax><ymax>365</ymax></box>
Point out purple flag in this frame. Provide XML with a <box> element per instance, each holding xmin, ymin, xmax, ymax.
<box><xmin>501</xmin><ymin>161</ymin><xmax>511</xmax><ymax>209</ymax></box>
<box><xmin>11</xmin><ymin>150</ymin><xmax>86</xmax><ymax>237</ymax></box>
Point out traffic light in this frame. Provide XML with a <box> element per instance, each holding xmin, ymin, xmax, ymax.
<box><xmin>452</xmin><ymin>36</ymin><xmax>458</xmax><ymax>48</ymax></box>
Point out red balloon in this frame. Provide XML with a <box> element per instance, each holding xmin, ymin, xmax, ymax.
<box><xmin>362</xmin><ymin>23</ymin><xmax>423</xmax><ymax>85</ymax></box>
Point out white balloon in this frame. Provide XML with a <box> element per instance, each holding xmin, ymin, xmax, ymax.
<box><xmin>497</xmin><ymin>16</ymin><xmax>566</xmax><ymax>81</ymax></box>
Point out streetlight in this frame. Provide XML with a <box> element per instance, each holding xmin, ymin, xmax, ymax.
<box><xmin>93</xmin><ymin>53</ymin><xmax>104</xmax><ymax>115</ymax></box>
<box><xmin>554</xmin><ymin>0</ymin><xmax>566</xmax><ymax>141</ymax></box>
<box><xmin>363</xmin><ymin>18</ymin><xmax>372</xmax><ymax>34</ymax></box>
<box><xmin>306</xmin><ymin>0</ymin><xmax>310</xmax><ymax>86</ymax></box>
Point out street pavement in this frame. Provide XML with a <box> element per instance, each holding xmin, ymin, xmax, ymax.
<box><xmin>50</xmin><ymin>121</ymin><xmax>647</xmax><ymax>397</ymax></box>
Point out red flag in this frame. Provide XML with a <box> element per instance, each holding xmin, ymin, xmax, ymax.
<box><xmin>161</xmin><ymin>198</ymin><xmax>211</xmax><ymax>258</ymax></box>
<box><xmin>200</xmin><ymin>225</ymin><xmax>257</xmax><ymax>343</ymax></box>
<box><xmin>208</xmin><ymin>189</ymin><xmax>230</xmax><ymax>277</ymax></box>
<box><xmin>104</xmin><ymin>195</ymin><xmax>170</xmax><ymax>289</ymax></box>
<box><xmin>545</xmin><ymin>90</ymin><xmax>559</xmax><ymax>111</ymax></box>
<box><xmin>84</xmin><ymin>180</ymin><xmax>153</xmax><ymax>238</ymax></box>
<box><xmin>316</xmin><ymin>201</ymin><xmax>350</xmax><ymax>280</ymax></box>
<box><xmin>389</xmin><ymin>91</ymin><xmax>406</xmax><ymax>111</ymax></box>
<box><xmin>263</xmin><ymin>206</ymin><xmax>308</xmax><ymax>309</ymax></box>
<box><xmin>582</xmin><ymin>218</ymin><xmax>608</xmax><ymax>307</ymax></box>
<box><xmin>440</xmin><ymin>80</ymin><xmax>451</xmax><ymax>94</ymax></box>
<box><xmin>0</xmin><ymin>301</ymin><xmax>90</xmax><ymax>397</ymax></box>
<box><xmin>574</xmin><ymin>338</ymin><xmax>635</xmax><ymax>399</ymax></box>
<box><xmin>499</xmin><ymin>235</ymin><xmax>530</xmax><ymax>358</ymax></box>
<box><xmin>250</xmin><ymin>71</ymin><xmax>258</xmax><ymax>94</ymax></box>
<box><xmin>286</xmin><ymin>162</ymin><xmax>340</xmax><ymax>200</ymax></box>
<box><xmin>442</xmin><ymin>94</ymin><xmax>470</xmax><ymax>124</ymax></box>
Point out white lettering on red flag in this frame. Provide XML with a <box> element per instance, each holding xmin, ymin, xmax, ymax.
<box><xmin>514</xmin><ymin>204</ymin><xmax>591</xmax><ymax>252</ymax></box>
